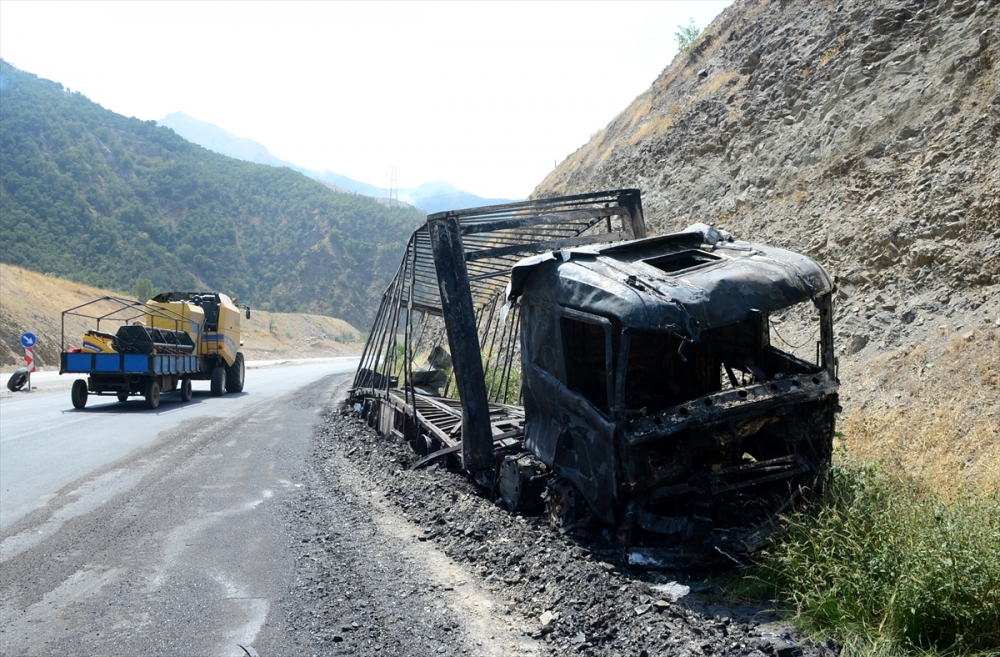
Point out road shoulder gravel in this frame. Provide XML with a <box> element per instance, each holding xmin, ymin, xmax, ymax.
<box><xmin>275</xmin><ymin>408</ymin><xmax>839</xmax><ymax>657</ymax></box>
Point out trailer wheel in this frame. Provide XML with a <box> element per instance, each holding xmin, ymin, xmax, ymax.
<box><xmin>545</xmin><ymin>477</ymin><xmax>582</xmax><ymax>530</ymax></box>
<box><xmin>210</xmin><ymin>366</ymin><xmax>226</xmax><ymax>397</ymax></box>
<box><xmin>179</xmin><ymin>377</ymin><xmax>193</xmax><ymax>402</ymax></box>
<box><xmin>226</xmin><ymin>352</ymin><xmax>245</xmax><ymax>393</ymax></box>
<box><xmin>144</xmin><ymin>380</ymin><xmax>161</xmax><ymax>409</ymax></box>
<box><xmin>71</xmin><ymin>379</ymin><xmax>88</xmax><ymax>409</ymax></box>
<box><xmin>117</xmin><ymin>391</ymin><xmax>130</xmax><ymax>403</ymax></box>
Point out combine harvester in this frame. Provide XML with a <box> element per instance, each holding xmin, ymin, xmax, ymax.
<box><xmin>60</xmin><ymin>292</ymin><xmax>249</xmax><ymax>409</ymax></box>
<box><xmin>351</xmin><ymin>189</ymin><xmax>840</xmax><ymax>567</ymax></box>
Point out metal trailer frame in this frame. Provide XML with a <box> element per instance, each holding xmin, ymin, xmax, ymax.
<box><xmin>351</xmin><ymin>190</ymin><xmax>646</xmax><ymax>475</ymax></box>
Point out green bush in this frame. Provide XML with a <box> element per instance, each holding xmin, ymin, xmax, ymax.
<box><xmin>132</xmin><ymin>277</ymin><xmax>155</xmax><ymax>302</ymax></box>
<box><xmin>675</xmin><ymin>18</ymin><xmax>701</xmax><ymax>53</ymax></box>
<box><xmin>483</xmin><ymin>357</ymin><xmax>521</xmax><ymax>405</ymax></box>
<box><xmin>742</xmin><ymin>462</ymin><xmax>1000</xmax><ymax>657</ymax></box>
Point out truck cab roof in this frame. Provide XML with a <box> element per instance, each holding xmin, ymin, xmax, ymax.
<box><xmin>507</xmin><ymin>226</ymin><xmax>833</xmax><ymax>341</ymax></box>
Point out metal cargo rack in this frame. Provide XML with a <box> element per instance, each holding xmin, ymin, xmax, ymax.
<box><xmin>351</xmin><ymin>189</ymin><xmax>646</xmax><ymax>474</ymax></box>
<box><xmin>58</xmin><ymin>295</ymin><xmax>198</xmax><ymax>353</ymax></box>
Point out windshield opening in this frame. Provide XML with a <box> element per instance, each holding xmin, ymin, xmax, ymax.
<box><xmin>621</xmin><ymin>298</ymin><xmax>827</xmax><ymax>415</ymax></box>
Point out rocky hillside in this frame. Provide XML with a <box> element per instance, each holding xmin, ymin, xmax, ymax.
<box><xmin>535</xmin><ymin>0</ymin><xmax>999</xmax><ymax>487</ymax></box>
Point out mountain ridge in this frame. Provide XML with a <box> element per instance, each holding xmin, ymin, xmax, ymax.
<box><xmin>157</xmin><ymin>111</ymin><xmax>519</xmax><ymax>213</ymax></box>
<box><xmin>0</xmin><ymin>59</ymin><xmax>425</xmax><ymax>330</ymax></box>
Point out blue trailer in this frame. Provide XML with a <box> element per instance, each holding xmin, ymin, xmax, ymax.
<box><xmin>59</xmin><ymin>296</ymin><xmax>206</xmax><ymax>409</ymax></box>
<box><xmin>61</xmin><ymin>350</ymin><xmax>202</xmax><ymax>409</ymax></box>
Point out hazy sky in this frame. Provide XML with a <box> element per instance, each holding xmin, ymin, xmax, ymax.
<box><xmin>1</xmin><ymin>1</ymin><xmax>731</xmax><ymax>199</ymax></box>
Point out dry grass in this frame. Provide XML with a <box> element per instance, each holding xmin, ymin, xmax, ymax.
<box><xmin>0</xmin><ymin>264</ymin><xmax>133</xmax><ymax>367</ymax></box>
<box><xmin>627</xmin><ymin>114</ymin><xmax>675</xmax><ymax>147</ymax></box>
<box><xmin>818</xmin><ymin>30</ymin><xmax>855</xmax><ymax>69</ymax></box>
<box><xmin>626</xmin><ymin>97</ymin><xmax>653</xmax><ymax>131</ymax></box>
<box><xmin>623</xmin><ymin>69</ymin><xmax>740</xmax><ymax>149</ymax></box>
<box><xmin>842</xmin><ymin>330</ymin><xmax>1000</xmax><ymax>495</ymax></box>
<box><xmin>691</xmin><ymin>68</ymin><xmax>740</xmax><ymax>103</ymax></box>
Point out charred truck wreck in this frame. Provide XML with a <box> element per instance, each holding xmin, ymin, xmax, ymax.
<box><xmin>350</xmin><ymin>190</ymin><xmax>839</xmax><ymax>567</ymax></box>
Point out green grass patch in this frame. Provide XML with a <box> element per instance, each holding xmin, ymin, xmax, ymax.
<box><xmin>483</xmin><ymin>356</ymin><xmax>521</xmax><ymax>405</ymax></box>
<box><xmin>735</xmin><ymin>461</ymin><xmax>1000</xmax><ymax>657</ymax></box>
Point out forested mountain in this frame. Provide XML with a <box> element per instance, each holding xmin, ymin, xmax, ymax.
<box><xmin>0</xmin><ymin>60</ymin><xmax>425</xmax><ymax>328</ymax></box>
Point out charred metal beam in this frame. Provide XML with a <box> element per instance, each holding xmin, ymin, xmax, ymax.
<box><xmin>465</xmin><ymin>232</ymin><xmax>629</xmax><ymax>262</ymax></box>
<box><xmin>427</xmin><ymin>215</ymin><xmax>494</xmax><ymax>472</ymax></box>
<box><xmin>618</xmin><ymin>189</ymin><xmax>647</xmax><ymax>240</ymax></box>
<box><xmin>458</xmin><ymin>208</ymin><xmax>627</xmax><ymax>236</ymax></box>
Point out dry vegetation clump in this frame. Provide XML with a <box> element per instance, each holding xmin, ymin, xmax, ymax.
<box><xmin>737</xmin><ymin>331</ymin><xmax>999</xmax><ymax>657</ymax></box>
<box><xmin>842</xmin><ymin>330</ymin><xmax>1000</xmax><ymax>495</ymax></box>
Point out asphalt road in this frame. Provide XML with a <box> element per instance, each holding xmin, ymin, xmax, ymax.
<box><xmin>0</xmin><ymin>359</ymin><xmax>357</xmax><ymax>530</ymax></box>
<box><xmin>0</xmin><ymin>358</ymin><xmax>357</xmax><ymax>656</ymax></box>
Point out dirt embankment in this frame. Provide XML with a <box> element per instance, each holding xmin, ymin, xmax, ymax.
<box><xmin>534</xmin><ymin>0</ymin><xmax>1000</xmax><ymax>489</ymax></box>
<box><xmin>0</xmin><ymin>263</ymin><xmax>362</xmax><ymax>371</ymax></box>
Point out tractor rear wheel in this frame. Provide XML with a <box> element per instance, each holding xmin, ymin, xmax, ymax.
<box><xmin>71</xmin><ymin>379</ymin><xmax>88</xmax><ymax>409</ymax></box>
<box><xmin>144</xmin><ymin>379</ymin><xmax>160</xmax><ymax>409</ymax></box>
<box><xmin>210</xmin><ymin>366</ymin><xmax>226</xmax><ymax>397</ymax></box>
<box><xmin>226</xmin><ymin>352</ymin><xmax>245</xmax><ymax>393</ymax></box>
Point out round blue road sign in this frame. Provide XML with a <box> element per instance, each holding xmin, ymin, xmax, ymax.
<box><xmin>20</xmin><ymin>332</ymin><xmax>37</xmax><ymax>348</ymax></box>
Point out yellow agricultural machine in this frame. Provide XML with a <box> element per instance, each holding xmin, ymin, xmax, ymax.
<box><xmin>60</xmin><ymin>291</ymin><xmax>249</xmax><ymax>409</ymax></box>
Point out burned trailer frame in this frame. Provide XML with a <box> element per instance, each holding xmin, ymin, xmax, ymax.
<box><xmin>350</xmin><ymin>190</ymin><xmax>647</xmax><ymax>474</ymax></box>
<box><xmin>508</xmin><ymin>225</ymin><xmax>840</xmax><ymax>565</ymax></box>
<box><xmin>351</xmin><ymin>189</ymin><xmax>839</xmax><ymax>566</ymax></box>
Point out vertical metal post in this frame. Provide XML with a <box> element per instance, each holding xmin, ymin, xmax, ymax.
<box><xmin>618</xmin><ymin>189</ymin><xmax>647</xmax><ymax>240</ymax></box>
<box><xmin>820</xmin><ymin>294</ymin><xmax>837</xmax><ymax>379</ymax></box>
<box><xmin>427</xmin><ymin>215</ymin><xmax>494</xmax><ymax>472</ymax></box>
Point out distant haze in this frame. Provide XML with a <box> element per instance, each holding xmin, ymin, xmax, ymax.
<box><xmin>0</xmin><ymin>1</ymin><xmax>732</xmax><ymax>199</ymax></box>
<box><xmin>158</xmin><ymin>112</ymin><xmax>517</xmax><ymax>213</ymax></box>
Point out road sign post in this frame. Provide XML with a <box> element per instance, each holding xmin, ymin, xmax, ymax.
<box><xmin>21</xmin><ymin>333</ymin><xmax>36</xmax><ymax>392</ymax></box>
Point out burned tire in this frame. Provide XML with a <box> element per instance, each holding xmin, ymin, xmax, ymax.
<box><xmin>179</xmin><ymin>377</ymin><xmax>193</xmax><ymax>402</ymax></box>
<box><xmin>210</xmin><ymin>366</ymin><xmax>226</xmax><ymax>397</ymax></box>
<box><xmin>71</xmin><ymin>379</ymin><xmax>88</xmax><ymax>409</ymax></box>
<box><xmin>225</xmin><ymin>352</ymin><xmax>245</xmax><ymax>393</ymax></box>
<box><xmin>117</xmin><ymin>391</ymin><xmax>130</xmax><ymax>403</ymax></box>
<box><xmin>6</xmin><ymin>367</ymin><xmax>30</xmax><ymax>392</ymax></box>
<box><xmin>144</xmin><ymin>379</ymin><xmax>161</xmax><ymax>410</ymax></box>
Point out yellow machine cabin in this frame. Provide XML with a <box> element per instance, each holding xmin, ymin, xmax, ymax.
<box><xmin>147</xmin><ymin>292</ymin><xmax>243</xmax><ymax>367</ymax></box>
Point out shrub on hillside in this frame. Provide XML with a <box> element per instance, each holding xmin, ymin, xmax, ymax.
<box><xmin>742</xmin><ymin>461</ymin><xmax>1000</xmax><ymax>657</ymax></box>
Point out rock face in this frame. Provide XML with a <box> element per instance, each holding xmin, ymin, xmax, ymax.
<box><xmin>535</xmin><ymin>0</ymin><xmax>999</xmax><ymax>485</ymax></box>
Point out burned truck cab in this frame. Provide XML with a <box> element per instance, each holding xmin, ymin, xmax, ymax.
<box><xmin>508</xmin><ymin>224</ymin><xmax>839</xmax><ymax>563</ymax></box>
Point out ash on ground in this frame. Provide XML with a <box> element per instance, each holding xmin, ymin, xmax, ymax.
<box><xmin>277</xmin><ymin>408</ymin><xmax>840</xmax><ymax>657</ymax></box>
